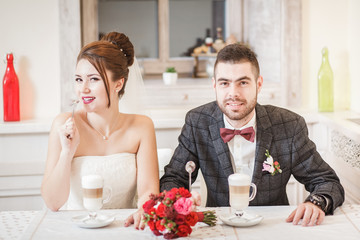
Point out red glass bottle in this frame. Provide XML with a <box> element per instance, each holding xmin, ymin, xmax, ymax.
<box><xmin>3</xmin><ymin>53</ymin><xmax>20</xmax><ymax>121</ymax></box>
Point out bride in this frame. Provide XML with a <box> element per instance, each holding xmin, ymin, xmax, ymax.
<box><xmin>41</xmin><ymin>32</ymin><xmax>159</xmax><ymax>229</ymax></box>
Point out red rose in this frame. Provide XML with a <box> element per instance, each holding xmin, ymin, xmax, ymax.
<box><xmin>164</xmin><ymin>206</ymin><xmax>178</xmax><ymax>220</ymax></box>
<box><xmin>164</xmin><ymin>232</ymin><xmax>177</xmax><ymax>239</ymax></box>
<box><xmin>174</xmin><ymin>214</ymin><xmax>186</xmax><ymax>225</ymax></box>
<box><xmin>147</xmin><ymin>220</ymin><xmax>156</xmax><ymax>231</ymax></box>
<box><xmin>152</xmin><ymin>229</ymin><xmax>162</xmax><ymax>236</ymax></box>
<box><xmin>156</xmin><ymin>220</ymin><xmax>165</xmax><ymax>231</ymax></box>
<box><xmin>185</xmin><ymin>212</ymin><xmax>199</xmax><ymax>226</ymax></box>
<box><xmin>148</xmin><ymin>207</ymin><xmax>157</xmax><ymax>217</ymax></box>
<box><xmin>165</xmin><ymin>191</ymin><xmax>176</xmax><ymax>201</ymax></box>
<box><xmin>156</xmin><ymin>203</ymin><xmax>167</xmax><ymax>217</ymax></box>
<box><xmin>170</xmin><ymin>188</ymin><xmax>179</xmax><ymax>199</ymax></box>
<box><xmin>195</xmin><ymin>212</ymin><xmax>204</xmax><ymax>222</ymax></box>
<box><xmin>176</xmin><ymin>224</ymin><xmax>192</xmax><ymax>237</ymax></box>
<box><xmin>163</xmin><ymin>198</ymin><xmax>173</xmax><ymax>207</ymax></box>
<box><xmin>178</xmin><ymin>187</ymin><xmax>191</xmax><ymax>198</ymax></box>
<box><xmin>143</xmin><ymin>199</ymin><xmax>156</xmax><ymax>213</ymax></box>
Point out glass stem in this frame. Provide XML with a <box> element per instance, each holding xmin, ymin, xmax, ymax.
<box><xmin>89</xmin><ymin>211</ymin><xmax>97</xmax><ymax>220</ymax></box>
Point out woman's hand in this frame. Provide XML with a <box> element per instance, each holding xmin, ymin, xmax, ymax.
<box><xmin>58</xmin><ymin>117</ymin><xmax>80</xmax><ymax>155</ymax></box>
<box><xmin>124</xmin><ymin>208</ymin><xmax>145</xmax><ymax>230</ymax></box>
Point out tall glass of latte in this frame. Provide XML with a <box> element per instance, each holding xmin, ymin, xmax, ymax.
<box><xmin>228</xmin><ymin>173</ymin><xmax>257</xmax><ymax>217</ymax></box>
<box><xmin>81</xmin><ymin>175</ymin><xmax>111</xmax><ymax>219</ymax></box>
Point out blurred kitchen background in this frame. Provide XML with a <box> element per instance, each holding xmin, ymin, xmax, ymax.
<box><xmin>0</xmin><ymin>0</ymin><xmax>359</xmax><ymax>210</ymax></box>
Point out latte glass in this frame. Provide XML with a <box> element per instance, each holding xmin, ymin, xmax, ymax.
<box><xmin>81</xmin><ymin>175</ymin><xmax>111</xmax><ymax>219</ymax></box>
<box><xmin>228</xmin><ymin>173</ymin><xmax>257</xmax><ymax>217</ymax></box>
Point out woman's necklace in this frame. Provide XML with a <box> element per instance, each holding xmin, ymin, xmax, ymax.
<box><xmin>86</xmin><ymin>113</ymin><xmax>119</xmax><ymax>140</ymax></box>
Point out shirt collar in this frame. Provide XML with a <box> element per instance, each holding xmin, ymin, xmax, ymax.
<box><xmin>223</xmin><ymin>111</ymin><xmax>256</xmax><ymax>131</ymax></box>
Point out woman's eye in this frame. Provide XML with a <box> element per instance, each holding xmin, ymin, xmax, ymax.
<box><xmin>75</xmin><ymin>78</ymin><xmax>82</xmax><ymax>82</ymax></box>
<box><xmin>90</xmin><ymin>77</ymin><xmax>100</xmax><ymax>81</ymax></box>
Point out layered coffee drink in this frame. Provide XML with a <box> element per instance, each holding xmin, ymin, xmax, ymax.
<box><xmin>228</xmin><ymin>173</ymin><xmax>252</xmax><ymax>211</ymax></box>
<box><xmin>82</xmin><ymin>175</ymin><xmax>104</xmax><ymax>211</ymax></box>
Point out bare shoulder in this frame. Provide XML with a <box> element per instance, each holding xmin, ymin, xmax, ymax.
<box><xmin>51</xmin><ymin>112</ymin><xmax>74</xmax><ymax>129</ymax></box>
<box><xmin>125</xmin><ymin>114</ymin><xmax>155</xmax><ymax>130</ymax></box>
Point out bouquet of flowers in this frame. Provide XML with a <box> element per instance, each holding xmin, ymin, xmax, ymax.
<box><xmin>142</xmin><ymin>187</ymin><xmax>217</xmax><ymax>239</ymax></box>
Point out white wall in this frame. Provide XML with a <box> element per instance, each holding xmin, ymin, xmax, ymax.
<box><xmin>348</xmin><ymin>0</ymin><xmax>360</xmax><ymax>113</ymax></box>
<box><xmin>0</xmin><ymin>0</ymin><xmax>61</xmax><ymax>121</ymax></box>
<box><xmin>1</xmin><ymin>0</ymin><xmax>359</xmax><ymax>122</ymax></box>
<box><xmin>302</xmin><ymin>0</ymin><xmax>360</xmax><ymax>112</ymax></box>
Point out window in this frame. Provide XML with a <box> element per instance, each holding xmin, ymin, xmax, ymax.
<box><xmin>83</xmin><ymin>0</ymin><xmax>227</xmax><ymax>76</ymax></box>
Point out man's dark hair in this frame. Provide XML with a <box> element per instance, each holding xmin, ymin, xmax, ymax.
<box><xmin>214</xmin><ymin>43</ymin><xmax>260</xmax><ymax>79</ymax></box>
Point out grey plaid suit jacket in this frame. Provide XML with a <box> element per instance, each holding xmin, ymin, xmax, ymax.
<box><xmin>160</xmin><ymin>102</ymin><xmax>344</xmax><ymax>214</ymax></box>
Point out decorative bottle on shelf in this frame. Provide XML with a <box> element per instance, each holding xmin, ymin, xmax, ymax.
<box><xmin>318</xmin><ymin>47</ymin><xmax>334</xmax><ymax>112</ymax></box>
<box><xmin>3</xmin><ymin>53</ymin><xmax>20</xmax><ymax>121</ymax></box>
<box><xmin>204</xmin><ymin>28</ymin><xmax>213</xmax><ymax>54</ymax></box>
<box><xmin>213</xmin><ymin>27</ymin><xmax>226</xmax><ymax>52</ymax></box>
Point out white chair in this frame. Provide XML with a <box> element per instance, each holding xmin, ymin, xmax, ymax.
<box><xmin>157</xmin><ymin>148</ymin><xmax>174</xmax><ymax>178</ymax></box>
<box><xmin>157</xmin><ymin>148</ymin><xmax>207</xmax><ymax>207</ymax></box>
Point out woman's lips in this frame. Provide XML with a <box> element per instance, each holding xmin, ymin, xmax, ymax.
<box><xmin>82</xmin><ymin>96</ymin><xmax>95</xmax><ymax>104</ymax></box>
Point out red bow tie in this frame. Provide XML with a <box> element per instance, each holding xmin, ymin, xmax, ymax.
<box><xmin>220</xmin><ymin>127</ymin><xmax>255</xmax><ymax>143</ymax></box>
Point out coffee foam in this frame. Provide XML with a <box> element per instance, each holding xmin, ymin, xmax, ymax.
<box><xmin>81</xmin><ymin>175</ymin><xmax>103</xmax><ymax>189</ymax></box>
<box><xmin>228</xmin><ymin>173</ymin><xmax>251</xmax><ymax>186</ymax></box>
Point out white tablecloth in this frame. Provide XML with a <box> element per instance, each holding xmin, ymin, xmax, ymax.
<box><xmin>1</xmin><ymin>205</ymin><xmax>359</xmax><ymax>240</ymax></box>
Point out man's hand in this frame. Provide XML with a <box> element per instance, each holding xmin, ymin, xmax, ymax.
<box><xmin>286</xmin><ymin>202</ymin><xmax>325</xmax><ymax>226</ymax></box>
<box><xmin>191</xmin><ymin>191</ymin><xmax>201</xmax><ymax>207</ymax></box>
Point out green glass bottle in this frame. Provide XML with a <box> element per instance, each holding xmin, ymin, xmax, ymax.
<box><xmin>318</xmin><ymin>47</ymin><xmax>334</xmax><ymax>112</ymax></box>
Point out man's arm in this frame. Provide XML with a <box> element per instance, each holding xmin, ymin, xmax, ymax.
<box><xmin>290</xmin><ymin>116</ymin><xmax>344</xmax><ymax>214</ymax></box>
<box><xmin>287</xmin><ymin>116</ymin><xmax>344</xmax><ymax>226</ymax></box>
<box><xmin>160</xmin><ymin>112</ymin><xmax>200</xmax><ymax>192</ymax></box>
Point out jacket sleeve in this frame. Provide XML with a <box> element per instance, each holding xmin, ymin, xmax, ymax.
<box><xmin>160</xmin><ymin>112</ymin><xmax>200</xmax><ymax>192</ymax></box>
<box><xmin>291</xmin><ymin>116</ymin><xmax>345</xmax><ymax>214</ymax></box>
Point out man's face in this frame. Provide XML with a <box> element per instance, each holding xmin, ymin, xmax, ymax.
<box><xmin>213</xmin><ymin>61</ymin><xmax>263</xmax><ymax>128</ymax></box>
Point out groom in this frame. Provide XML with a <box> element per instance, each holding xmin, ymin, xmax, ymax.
<box><xmin>160</xmin><ymin>43</ymin><xmax>344</xmax><ymax>226</ymax></box>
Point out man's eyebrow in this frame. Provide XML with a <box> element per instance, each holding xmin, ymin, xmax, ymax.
<box><xmin>217</xmin><ymin>76</ymin><xmax>251</xmax><ymax>82</ymax></box>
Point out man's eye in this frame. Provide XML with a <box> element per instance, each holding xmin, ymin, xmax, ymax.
<box><xmin>75</xmin><ymin>78</ymin><xmax>82</xmax><ymax>82</ymax></box>
<box><xmin>240</xmin><ymin>81</ymin><xmax>249</xmax><ymax>85</ymax></box>
<box><xmin>219</xmin><ymin>82</ymin><xmax>228</xmax><ymax>86</ymax></box>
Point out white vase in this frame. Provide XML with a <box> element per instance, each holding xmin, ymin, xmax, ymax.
<box><xmin>162</xmin><ymin>72</ymin><xmax>178</xmax><ymax>85</ymax></box>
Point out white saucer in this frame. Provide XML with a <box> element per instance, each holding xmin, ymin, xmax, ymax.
<box><xmin>219</xmin><ymin>212</ymin><xmax>263</xmax><ymax>227</ymax></box>
<box><xmin>72</xmin><ymin>214</ymin><xmax>115</xmax><ymax>229</ymax></box>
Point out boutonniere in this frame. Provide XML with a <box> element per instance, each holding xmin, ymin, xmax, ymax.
<box><xmin>262</xmin><ymin>150</ymin><xmax>282</xmax><ymax>175</ymax></box>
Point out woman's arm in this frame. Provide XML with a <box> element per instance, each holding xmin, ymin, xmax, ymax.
<box><xmin>136</xmin><ymin>116</ymin><xmax>160</xmax><ymax>207</ymax></box>
<box><xmin>125</xmin><ymin>115</ymin><xmax>159</xmax><ymax>229</ymax></box>
<box><xmin>41</xmin><ymin>113</ymin><xmax>80</xmax><ymax>211</ymax></box>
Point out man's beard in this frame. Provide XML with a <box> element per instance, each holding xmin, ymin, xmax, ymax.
<box><xmin>218</xmin><ymin>94</ymin><xmax>257</xmax><ymax>121</ymax></box>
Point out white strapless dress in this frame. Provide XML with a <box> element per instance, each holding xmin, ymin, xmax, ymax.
<box><xmin>65</xmin><ymin>153</ymin><xmax>137</xmax><ymax>210</ymax></box>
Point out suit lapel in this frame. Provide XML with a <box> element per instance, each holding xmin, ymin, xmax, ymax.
<box><xmin>252</xmin><ymin>104</ymin><xmax>273</xmax><ymax>185</ymax></box>
<box><xmin>209</xmin><ymin>104</ymin><xmax>234</xmax><ymax>177</ymax></box>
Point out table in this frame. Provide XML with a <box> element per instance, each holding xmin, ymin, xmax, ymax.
<box><xmin>1</xmin><ymin>205</ymin><xmax>359</xmax><ymax>240</ymax></box>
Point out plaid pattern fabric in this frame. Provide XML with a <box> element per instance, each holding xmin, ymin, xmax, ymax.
<box><xmin>160</xmin><ymin>102</ymin><xmax>344</xmax><ymax>214</ymax></box>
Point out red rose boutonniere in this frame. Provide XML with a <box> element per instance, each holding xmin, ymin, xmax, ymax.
<box><xmin>262</xmin><ymin>150</ymin><xmax>282</xmax><ymax>176</ymax></box>
<box><xmin>143</xmin><ymin>187</ymin><xmax>217</xmax><ymax>239</ymax></box>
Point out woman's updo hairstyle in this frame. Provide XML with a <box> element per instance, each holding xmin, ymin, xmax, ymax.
<box><xmin>77</xmin><ymin>32</ymin><xmax>134</xmax><ymax>107</ymax></box>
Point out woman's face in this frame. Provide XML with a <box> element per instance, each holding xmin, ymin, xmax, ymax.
<box><xmin>75</xmin><ymin>59</ymin><xmax>113</xmax><ymax>112</ymax></box>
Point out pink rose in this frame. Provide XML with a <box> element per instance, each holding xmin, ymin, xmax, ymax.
<box><xmin>173</xmin><ymin>197</ymin><xmax>193</xmax><ymax>215</ymax></box>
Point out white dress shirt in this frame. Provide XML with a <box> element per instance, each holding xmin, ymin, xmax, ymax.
<box><xmin>223</xmin><ymin>112</ymin><xmax>257</xmax><ymax>179</ymax></box>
